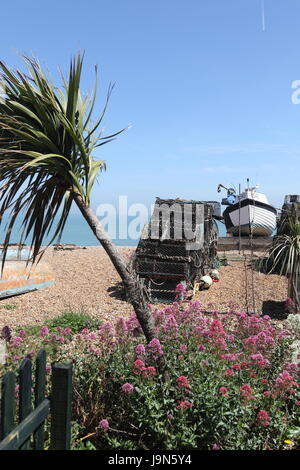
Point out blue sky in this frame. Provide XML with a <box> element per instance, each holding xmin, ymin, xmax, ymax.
<box><xmin>1</xmin><ymin>0</ymin><xmax>300</xmax><ymax>215</ymax></box>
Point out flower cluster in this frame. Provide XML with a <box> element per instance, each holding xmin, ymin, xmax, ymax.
<box><xmin>1</xmin><ymin>299</ymin><xmax>300</xmax><ymax>451</ymax></box>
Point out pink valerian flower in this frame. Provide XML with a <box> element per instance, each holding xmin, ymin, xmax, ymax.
<box><xmin>125</xmin><ymin>312</ymin><xmax>141</xmax><ymax>334</ymax></box>
<box><xmin>209</xmin><ymin>319</ymin><xmax>226</xmax><ymax>337</ymax></box>
<box><xmin>99</xmin><ymin>322</ymin><xmax>115</xmax><ymax>342</ymax></box>
<box><xmin>219</xmin><ymin>387</ymin><xmax>229</xmax><ymax>397</ymax></box>
<box><xmin>221</xmin><ymin>353</ymin><xmax>237</xmax><ymax>361</ymax></box>
<box><xmin>277</xmin><ymin>329</ymin><xmax>291</xmax><ymax>341</ymax></box>
<box><xmin>243</xmin><ymin>335</ymin><xmax>257</xmax><ymax>351</ymax></box>
<box><xmin>274</xmin><ymin>370</ymin><xmax>298</xmax><ymax>396</ymax></box>
<box><xmin>198</xmin><ymin>345</ymin><xmax>206</xmax><ymax>351</ymax></box>
<box><xmin>250</xmin><ymin>353</ymin><xmax>270</xmax><ymax>369</ymax></box>
<box><xmin>18</xmin><ymin>329</ymin><xmax>26</xmax><ymax>338</ymax></box>
<box><xmin>115</xmin><ymin>317</ymin><xmax>128</xmax><ymax>339</ymax></box>
<box><xmin>121</xmin><ymin>383</ymin><xmax>134</xmax><ymax>394</ymax></box>
<box><xmin>147</xmin><ymin>338</ymin><xmax>164</xmax><ymax>359</ymax></box>
<box><xmin>240</xmin><ymin>384</ymin><xmax>256</xmax><ymax>402</ymax></box>
<box><xmin>240</xmin><ymin>361</ymin><xmax>250</xmax><ymax>369</ymax></box>
<box><xmin>134</xmin><ymin>359</ymin><xmax>145</xmax><ymax>374</ymax></box>
<box><xmin>283</xmin><ymin>362</ymin><xmax>299</xmax><ymax>375</ymax></box>
<box><xmin>98</xmin><ymin>419</ymin><xmax>109</xmax><ymax>432</ymax></box>
<box><xmin>163</xmin><ymin>315</ymin><xmax>179</xmax><ymax>334</ymax></box>
<box><xmin>224</xmin><ymin>368</ymin><xmax>234</xmax><ymax>377</ymax></box>
<box><xmin>89</xmin><ymin>345</ymin><xmax>101</xmax><ymax>356</ymax></box>
<box><xmin>212</xmin><ymin>443</ymin><xmax>221</xmax><ymax>450</ymax></box>
<box><xmin>134</xmin><ymin>344</ymin><xmax>146</xmax><ymax>359</ymax></box>
<box><xmin>142</xmin><ymin>366</ymin><xmax>157</xmax><ymax>377</ymax></box>
<box><xmin>88</xmin><ymin>332</ymin><xmax>98</xmax><ymax>341</ymax></box>
<box><xmin>176</xmin><ymin>376</ymin><xmax>190</xmax><ymax>390</ymax></box>
<box><xmin>257</xmin><ymin>410</ymin><xmax>271</xmax><ymax>427</ymax></box>
<box><xmin>175</xmin><ymin>282</ymin><xmax>187</xmax><ymax>301</ymax></box>
<box><xmin>215</xmin><ymin>337</ymin><xmax>228</xmax><ymax>350</ymax></box>
<box><xmin>13</xmin><ymin>337</ymin><xmax>23</xmax><ymax>347</ymax></box>
<box><xmin>80</xmin><ymin>328</ymin><xmax>90</xmax><ymax>335</ymax></box>
<box><xmin>40</xmin><ymin>327</ymin><xmax>49</xmax><ymax>337</ymax></box>
<box><xmin>176</xmin><ymin>400</ymin><xmax>193</xmax><ymax>410</ymax></box>
<box><xmin>63</xmin><ymin>328</ymin><xmax>72</xmax><ymax>336</ymax></box>
<box><xmin>179</xmin><ymin>344</ymin><xmax>188</xmax><ymax>352</ymax></box>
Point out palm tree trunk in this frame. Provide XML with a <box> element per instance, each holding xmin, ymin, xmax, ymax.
<box><xmin>73</xmin><ymin>192</ymin><xmax>156</xmax><ymax>343</ymax></box>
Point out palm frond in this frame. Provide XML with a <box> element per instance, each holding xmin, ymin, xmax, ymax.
<box><xmin>267</xmin><ymin>215</ymin><xmax>300</xmax><ymax>308</ymax></box>
<box><xmin>0</xmin><ymin>52</ymin><xmax>127</xmax><ymax>267</ymax></box>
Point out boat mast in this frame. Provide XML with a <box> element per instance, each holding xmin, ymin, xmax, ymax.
<box><xmin>238</xmin><ymin>183</ymin><xmax>241</xmax><ymax>253</ymax></box>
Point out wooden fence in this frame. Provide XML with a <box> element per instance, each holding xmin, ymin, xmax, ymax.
<box><xmin>0</xmin><ymin>349</ymin><xmax>72</xmax><ymax>450</ymax></box>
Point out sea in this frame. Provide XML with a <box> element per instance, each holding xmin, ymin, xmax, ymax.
<box><xmin>0</xmin><ymin>214</ymin><xmax>227</xmax><ymax>247</ymax></box>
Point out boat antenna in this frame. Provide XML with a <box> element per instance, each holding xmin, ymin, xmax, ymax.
<box><xmin>247</xmin><ymin>178</ymin><xmax>250</xmax><ymax>190</ymax></box>
<box><xmin>261</xmin><ymin>0</ymin><xmax>266</xmax><ymax>32</ymax></box>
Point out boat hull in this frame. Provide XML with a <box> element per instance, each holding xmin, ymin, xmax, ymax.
<box><xmin>223</xmin><ymin>199</ymin><xmax>277</xmax><ymax>237</ymax></box>
<box><xmin>0</xmin><ymin>248</ymin><xmax>55</xmax><ymax>298</ymax></box>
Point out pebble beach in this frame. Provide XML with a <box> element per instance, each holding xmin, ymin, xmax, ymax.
<box><xmin>0</xmin><ymin>246</ymin><xmax>289</xmax><ymax>331</ymax></box>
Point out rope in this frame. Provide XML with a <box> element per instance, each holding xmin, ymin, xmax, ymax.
<box><xmin>150</xmin><ymin>278</ymin><xmax>167</xmax><ymax>286</ymax></box>
<box><xmin>244</xmin><ymin>253</ymin><xmax>249</xmax><ymax>315</ymax></box>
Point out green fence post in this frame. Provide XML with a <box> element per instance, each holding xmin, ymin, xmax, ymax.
<box><xmin>50</xmin><ymin>362</ymin><xmax>72</xmax><ymax>450</ymax></box>
<box><xmin>34</xmin><ymin>350</ymin><xmax>46</xmax><ymax>450</ymax></box>
<box><xmin>19</xmin><ymin>358</ymin><xmax>32</xmax><ymax>450</ymax></box>
<box><xmin>0</xmin><ymin>372</ymin><xmax>16</xmax><ymax>440</ymax></box>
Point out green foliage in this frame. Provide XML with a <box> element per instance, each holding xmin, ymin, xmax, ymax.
<box><xmin>16</xmin><ymin>311</ymin><xmax>101</xmax><ymax>337</ymax></box>
<box><xmin>267</xmin><ymin>215</ymin><xmax>300</xmax><ymax>309</ymax></box>
<box><xmin>47</xmin><ymin>311</ymin><xmax>101</xmax><ymax>334</ymax></box>
<box><xmin>2</xmin><ymin>302</ymin><xmax>300</xmax><ymax>450</ymax></box>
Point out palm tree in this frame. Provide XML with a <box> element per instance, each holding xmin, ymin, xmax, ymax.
<box><xmin>267</xmin><ymin>215</ymin><xmax>300</xmax><ymax>311</ymax></box>
<box><xmin>0</xmin><ymin>53</ymin><xmax>156</xmax><ymax>343</ymax></box>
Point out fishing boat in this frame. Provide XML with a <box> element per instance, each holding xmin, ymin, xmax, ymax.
<box><xmin>217</xmin><ymin>182</ymin><xmax>277</xmax><ymax>237</ymax></box>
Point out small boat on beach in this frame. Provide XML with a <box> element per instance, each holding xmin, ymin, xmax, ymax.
<box><xmin>217</xmin><ymin>182</ymin><xmax>277</xmax><ymax>237</ymax></box>
<box><xmin>0</xmin><ymin>247</ymin><xmax>55</xmax><ymax>299</ymax></box>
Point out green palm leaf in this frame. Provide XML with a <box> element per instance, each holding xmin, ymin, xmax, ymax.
<box><xmin>0</xmin><ymin>52</ymin><xmax>128</xmax><ymax>268</ymax></box>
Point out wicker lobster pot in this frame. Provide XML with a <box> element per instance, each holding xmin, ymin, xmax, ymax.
<box><xmin>133</xmin><ymin>198</ymin><xmax>219</xmax><ymax>303</ymax></box>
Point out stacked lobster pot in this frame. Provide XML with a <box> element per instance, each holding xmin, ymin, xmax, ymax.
<box><xmin>133</xmin><ymin>197</ymin><xmax>220</xmax><ymax>303</ymax></box>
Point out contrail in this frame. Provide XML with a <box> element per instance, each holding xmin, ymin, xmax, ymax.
<box><xmin>261</xmin><ymin>0</ymin><xmax>266</xmax><ymax>32</ymax></box>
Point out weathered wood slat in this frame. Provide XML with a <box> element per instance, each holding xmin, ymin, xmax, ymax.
<box><xmin>0</xmin><ymin>400</ymin><xmax>50</xmax><ymax>450</ymax></box>
<box><xmin>50</xmin><ymin>363</ymin><xmax>72</xmax><ymax>450</ymax></box>
<box><xmin>34</xmin><ymin>350</ymin><xmax>46</xmax><ymax>450</ymax></box>
<box><xmin>19</xmin><ymin>359</ymin><xmax>32</xmax><ymax>450</ymax></box>
<box><xmin>0</xmin><ymin>372</ymin><xmax>16</xmax><ymax>440</ymax></box>
<box><xmin>0</xmin><ymin>351</ymin><xmax>73</xmax><ymax>451</ymax></box>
